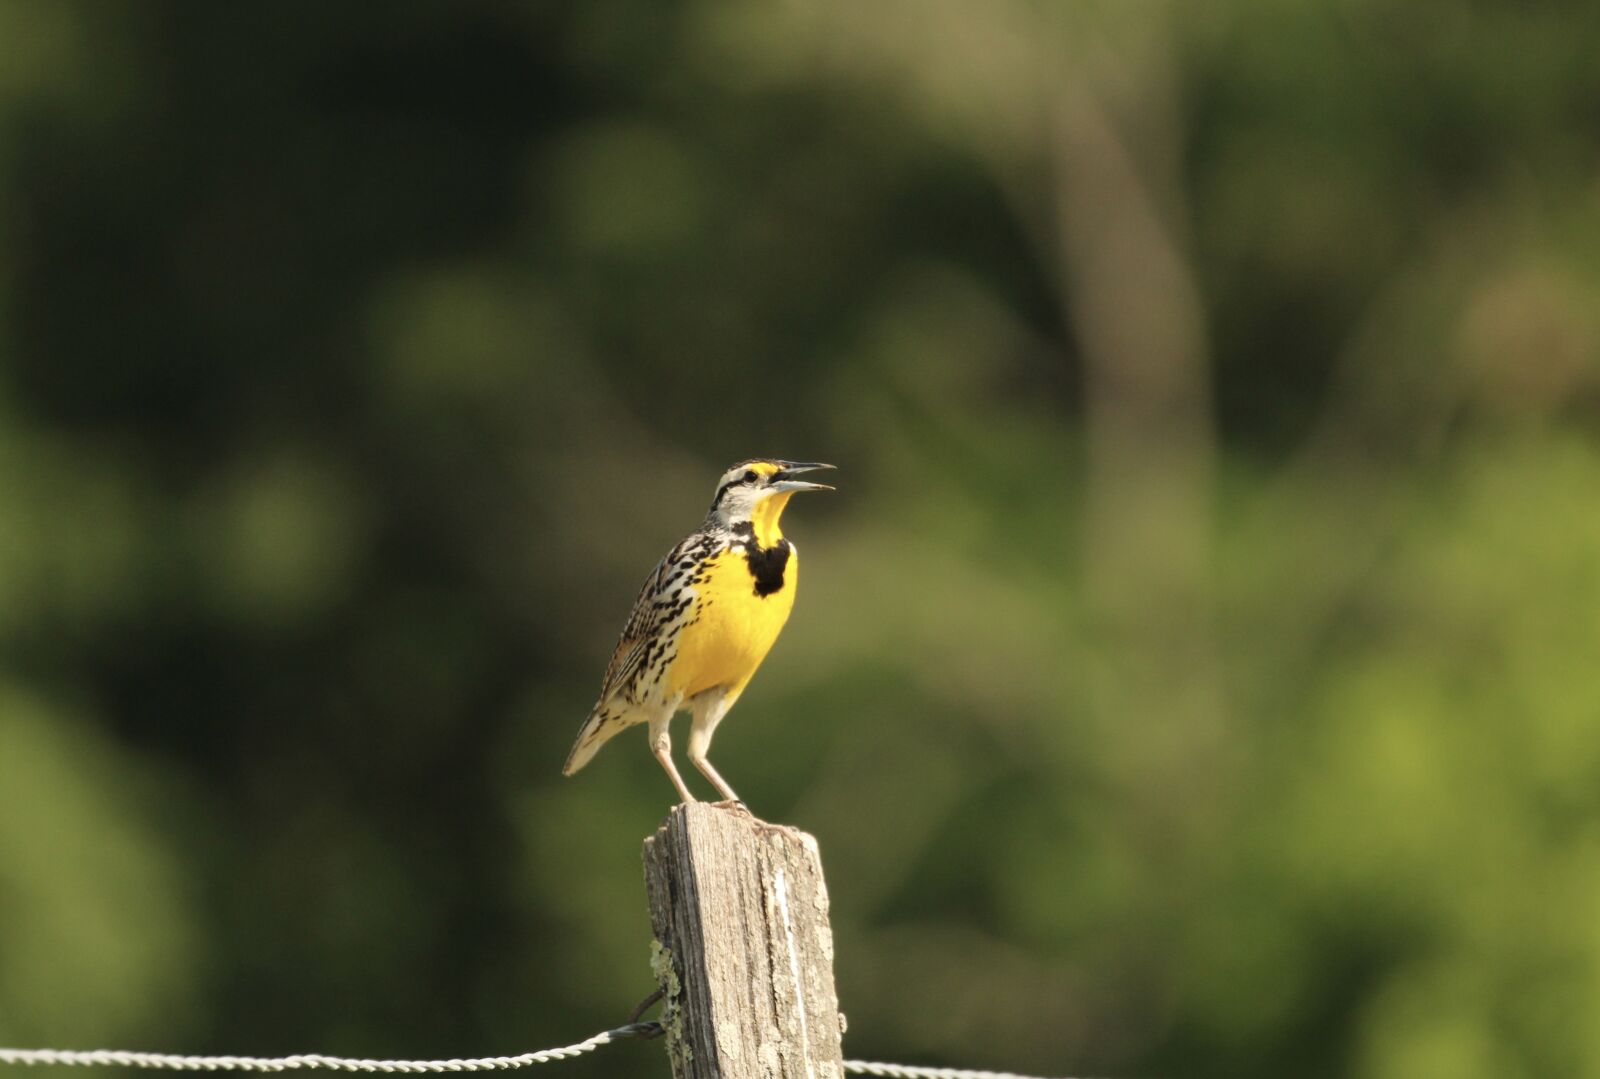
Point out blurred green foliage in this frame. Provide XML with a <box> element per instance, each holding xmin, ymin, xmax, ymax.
<box><xmin>2</xmin><ymin>2</ymin><xmax>1599</xmax><ymax>1078</ymax></box>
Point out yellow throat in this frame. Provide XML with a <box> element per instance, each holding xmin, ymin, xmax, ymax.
<box><xmin>748</xmin><ymin>490</ymin><xmax>794</xmax><ymax>549</ymax></box>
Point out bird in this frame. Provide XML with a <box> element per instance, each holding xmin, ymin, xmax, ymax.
<box><xmin>562</xmin><ymin>458</ymin><xmax>835</xmax><ymax>804</ymax></box>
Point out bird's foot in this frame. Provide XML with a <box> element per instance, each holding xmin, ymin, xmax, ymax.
<box><xmin>704</xmin><ymin>800</ymin><xmax>808</xmax><ymax>842</ymax></box>
<box><xmin>709</xmin><ymin>798</ymin><xmax>753</xmax><ymax>817</ymax></box>
<box><xmin>755</xmin><ymin>820</ymin><xmax>809</xmax><ymax>844</ymax></box>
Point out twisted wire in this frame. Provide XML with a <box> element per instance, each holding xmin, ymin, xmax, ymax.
<box><xmin>0</xmin><ymin>1024</ymin><xmax>662</xmax><ymax>1074</ymax></box>
<box><xmin>845</xmin><ymin>1061</ymin><xmax>1092</xmax><ymax>1079</ymax></box>
<box><xmin>0</xmin><ymin>1027</ymin><xmax>1090</xmax><ymax>1079</ymax></box>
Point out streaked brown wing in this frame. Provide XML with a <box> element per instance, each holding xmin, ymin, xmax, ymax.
<box><xmin>592</xmin><ymin>536</ymin><xmax>692</xmax><ymax>704</ymax></box>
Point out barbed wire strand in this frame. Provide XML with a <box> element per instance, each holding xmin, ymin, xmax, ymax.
<box><xmin>0</xmin><ymin>1031</ymin><xmax>1085</xmax><ymax>1079</ymax></box>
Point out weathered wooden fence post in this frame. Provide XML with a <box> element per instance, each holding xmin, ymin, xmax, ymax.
<box><xmin>643</xmin><ymin>803</ymin><xmax>845</xmax><ymax>1079</ymax></box>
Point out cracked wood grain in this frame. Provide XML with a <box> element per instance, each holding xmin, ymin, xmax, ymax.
<box><xmin>643</xmin><ymin>804</ymin><xmax>845</xmax><ymax>1079</ymax></box>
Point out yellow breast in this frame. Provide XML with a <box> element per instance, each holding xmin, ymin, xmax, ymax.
<box><xmin>669</xmin><ymin>546</ymin><xmax>798</xmax><ymax>700</ymax></box>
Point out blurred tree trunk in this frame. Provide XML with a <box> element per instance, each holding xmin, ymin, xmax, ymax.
<box><xmin>1049</xmin><ymin>48</ymin><xmax>1229</xmax><ymax>840</ymax></box>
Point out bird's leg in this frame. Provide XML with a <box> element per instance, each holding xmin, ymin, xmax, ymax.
<box><xmin>687</xmin><ymin>687</ymin><xmax>742</xmax><ymax>805</ymax></box>
<box><xmin>648</xmin><ymin>712</ymin><xmax>697</xmax><ymax>804</ymax></box>
<box><xmin>654</xmin><ymin>746</ymin><xmax>698</xmax><ymax>805</ymax></box>
<box><xmin>695</xmin><ymin>759</ymin><xmax>743</xmax><ymax>805</ymax></box>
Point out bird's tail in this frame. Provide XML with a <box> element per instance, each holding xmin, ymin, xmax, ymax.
<box><xmin>561</xmin><ymin>708</ymin><xmax>626</xmax><ymax>776</ymax></box>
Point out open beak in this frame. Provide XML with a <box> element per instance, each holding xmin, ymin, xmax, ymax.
<box><xmin>771</xmin><ymin>461</ymin><xmax>836</xmax><ymax>493</ymax></box>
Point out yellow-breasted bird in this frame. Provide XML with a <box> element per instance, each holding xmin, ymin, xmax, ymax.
<box><xmin>562</xmin><ymin>459</ymin><xmax>835</xmax><ymax>804</ymax></box>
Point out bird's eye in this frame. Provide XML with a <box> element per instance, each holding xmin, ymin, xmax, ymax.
<box><xmin>742</xmin><ymin>470</ymin><xmax>758</xmax><ymax>483</ymax></box>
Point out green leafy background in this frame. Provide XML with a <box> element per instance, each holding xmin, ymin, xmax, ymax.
<box><xmin>2</xmin><ymin>3</ymin><xmax>1599</xmax><ymax>1077</ymax></box>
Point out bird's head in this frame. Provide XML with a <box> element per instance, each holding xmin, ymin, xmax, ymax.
<box><xmin>709</xmin><ymin>459</ymin><xmax>835</xmax><ymax>539</ymax></box>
